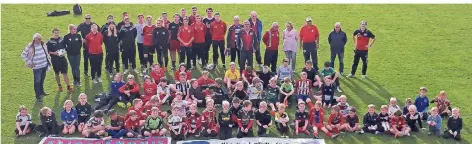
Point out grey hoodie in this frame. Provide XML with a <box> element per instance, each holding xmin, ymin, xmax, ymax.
<box><xmin>328</xmin><ymin>28</ymin><xmax>347</xmax><ymax>53</ymax></box>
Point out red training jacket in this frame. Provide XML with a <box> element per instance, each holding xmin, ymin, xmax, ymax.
<box><xmin>191</xmin><ymin>22</ymin><xmax>207</xmax><ymax>43</ymax></box>
<box><xmin>262</xmin><ymin>29</ymin><xmax>280</xmax><ymax>50</ymax></box>
<box><xmin>143</xmin><ymin>25</ymin><xmax>156</xmax><ymax>46</ymax></box>
<box><xmin>85</xmin><ymin>32</ymin><xmax>103</xmax><ymax>54</ymax></box>
<box><xmin>210</xmin><ymin>20</ymin><xmax>227</xmax><ymax>41</ymax></box>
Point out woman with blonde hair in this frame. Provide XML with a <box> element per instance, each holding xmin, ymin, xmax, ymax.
<box><xmin>104</xmin><ymin>22</ymin><xmax>120</xmax><ymax>77</ymax></box>
<box><xmin>282</xmin><ymin>22</ymin><xmax>298</xmax><ymax>71</ymax></box>
<box><xmin>64</xmin><ymin>24</ymin><xmax>83</xmax><ymax>86</ymax></box>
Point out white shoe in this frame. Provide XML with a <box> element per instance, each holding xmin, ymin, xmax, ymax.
<box><xmin>198</xmin><ymin>59</ymin><xmax>202</xmax><ymax>65</ymax></box>
<box><xmin>359</xmin><ymin>129</ymin><xmax>364</xmax><ymax>134</ymax></box>
<box><xmin>92</xmin><ymin>79</ymin><xmax>98</xmax><ymax>84</ymax></box>
<box><xmin>109</xmin><ymin>73</ymin><xmax>113</xmax><ymax>78</ymax></box>
<box><xmin>340</xmin><ymin>72</ymin><xmax>344</xmax><ymax>76</ymax></box>
<box><xmin>142</xmin><ymin>69</ymin><xmax>147</xmax><ymax>75</ymax></box>
<box><xmin>361</xmin><ymin>75</ymin><xmax>366</xmax><ymax>79</ymax></box>
<box><xmin>97</xmin><ymin>77</ymin><xmax>103</xmax><ymax>82</ymax></box>
<box><xmin>347</xmin><ymin>74</ymin><xmax>354</xmax><ymax>78</ymax></box>
<box><xmin>124</xmin><ymin>69</ymin><xmax>129</xmax><ymax>74</ymax></box>
<box><xmin>337</xmin><ymin>86</ymin><xmax>343</xmax><ymax>92</ymax></box>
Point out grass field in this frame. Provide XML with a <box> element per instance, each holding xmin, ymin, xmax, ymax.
<box><xmin>2</xmin><ymin>4</ymin><xmax>472</xmax><ymax>144</ymax></box>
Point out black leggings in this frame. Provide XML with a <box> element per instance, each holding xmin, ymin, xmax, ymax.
<box><xmin>89</xmin><ymin>53</ymin><xmax>103</xmax><ymax>79</ymax></box>
<box><xmin>121</xmin><ymin>45</ymin><xmax>137</xmax><ymax>70</ymax></box>
<box><xmin>212</xmin><ymin>40</ymin><xmax>225</xmax><ymax>65</ymax></box>
<box><xmin>156</xmin><ymin>42</ymin><xmax>169</xmax><ymax>67</ymax></box>
<box><xmin>120</xmin><ymin>92</ymin><xmax>139</xmax><ymax>104</ymax></box>
<box><xmin>194</xmin><ymin>43</ymin><xmax>206</xmax><ymax>67</ymax></box>
<box><xmin>106</xmin><ymin>52</ymin><xmax>120</xmax><ymax>73</ymax></box>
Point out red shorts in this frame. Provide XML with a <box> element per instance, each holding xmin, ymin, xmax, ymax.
<box><xmin>313</xmin><ymin>123</ymin><xmax>324</xmax><ymax>129</ymax></box>
<box><xmin>170</xmin><ymin>40</ymin><xmax>180</xmax><ymax>51</ymax></box>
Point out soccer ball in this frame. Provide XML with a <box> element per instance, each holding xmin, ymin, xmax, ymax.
<box><xmin>57</xmin><ymin>49</ymin><xmax>67</xmax><ymax>57</ymax></box>
<box><xmin>206</xmin><ymin>64</ymin><xmax>216</xmax><ymax>70</ymax></box>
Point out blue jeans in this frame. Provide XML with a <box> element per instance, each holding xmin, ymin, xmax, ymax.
<box><xmin>284</xmin><ymin>51</ymin><xmax>296</xmax><ymax>71</ymax></box>
<box><xmin>106</xmin><ymin>129</ymin><xmax>127</xmax><ymax>138</ymax></box>
<box><xmin>330</xmin><ymin>50</ymin><xmax>344</xmax><ymax>73</ymax></box>
<box><xmin>67</xmin><ymin>54</ymin><xmax>81</xmax><ymax>83</ymax></box>
<box><xmin>33</xmin><ymin>67</ymin><xmax>47</xmax><ymax>100</ymax></box>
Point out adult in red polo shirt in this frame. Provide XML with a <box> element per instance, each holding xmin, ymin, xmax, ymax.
<box><xmin>210</xmin><ymin>13</ymin><xmax>227</xmax><ymax>69</ymax></box>
<box><xmin>177</xmin><ymin>17</ymin><xmax>195</xmax><ymax>69</ymax></box>
<box><xmin>197</xmin><ymin>71</ymin><xmax>216</xmax><ymax>89</ymax></box>
<box><xmin>237</xmin><ymin>20</ymin><xmax>259</xmax><ymax>72</ymax></box>
<box><xmin>143</xmin><ymin>15</ymin><xmax>156</xmax><ymax>73</ymax></box>
<box><xmin>192</xmin><ymin>15</ymin><xmax>207</xmax><ymax>69</ymax></box>
<box><xmin>85</xmin><ymin>24</ymin><xmax>104</xmax><ymax>83</ymax></box>
<box><xmin>347</xmin><ymin>21</ymin><xmax>376</xmax><ymax>79</ymax></box>
<box><xmin>299</xmin><ymin>17</ymin><xmax>320</xmax><ymax>71</ymax></box>
<box><xmin>262</xmin><ymin>22</ymin><xmax>280</xmax><ymax>72</ymax></box>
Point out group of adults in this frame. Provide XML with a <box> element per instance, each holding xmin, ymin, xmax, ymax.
<box><xmin>21</xmin><ymin>6</ymin><xmax>376</xmax><ymax>103</ymax></box>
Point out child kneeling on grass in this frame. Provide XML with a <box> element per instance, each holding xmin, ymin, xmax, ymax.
<box><xmin>104</xmin><ymin>109</ymin><xmax>127</xmax><ymax>139</ymax></box>
<box><xmin>15</xmin><ymin>105</ymin><xmax>36</xmax><ymax>137</ymax></box>
<box><xmin>143</xmin><ymin>107</ymin><xmax>167</xmax><ymax>137</ymax></box>
<box><xmin>361</xmin><ymin>104</ymin><xmax>383</xmax><ymax>134</ymax></box>
<box><xmin>427</xmin><ymin>107</ymin><xmax>442</xmax><ymax>136</ymax></box>
<box><xmin>344</xmin><ymin>107</ymin><xmax>361</xmax><ymax>133</ymax></box>
<box><xmin>389</xmin><ymin>110</ymin><xmax>411</xmax><ymax>138</ymax></box>
<box><xmin>125</xmin><ymin>110</ymin><xmax>143</xmax><ymax>138</ymax></box>
<box><xmin>36</xmin><ymin>107</ymin><xmax>60</xmax><ymax>137</ymax></box>
<box><xmin>326</xmin><ymin>105</ymin><xmax>345</xmax><ymax>135</ymax></box>
<box><xmin>82</xmin><ymin>110</ymin><xmax>106</xmax><ymax>138</ymax></box>
<box><xmin>61</xmin><ymin>100</ymin><xmax>78</xmax><ymax>135</ymax></box>
<box><xmin>443</xmin><ymin>107</ymin><xmax>462</xmax><ymax>141</ymax></box>
<box><xmin>76</xmin><ymin>93</ymin><xmax>92</xmax><ymax>133</ymax></box>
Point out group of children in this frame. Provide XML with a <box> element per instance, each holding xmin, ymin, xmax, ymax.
<box><xmin>14</xmin><ymin>62</ymin><xmax>463</xmax><ymax>142</ymax></box>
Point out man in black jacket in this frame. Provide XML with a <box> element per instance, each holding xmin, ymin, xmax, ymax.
<box><xmin>328</xmin><ymin>22</ymin><xmax>347</xmax><ymax>75</ymax></box>
<box><xmin>77</xmin><ymin>14</ymin><xmax>99</xmax><ymax>76</ymax></box>
<box><xmin>152</xmin><ymin>19</ymin><xmax>170</xmax><ymax>69</ymax></box>
<box><xmin>118</xmin><ymin>16</ymin><xmax>138</xmax><ymax>74</ymax></box>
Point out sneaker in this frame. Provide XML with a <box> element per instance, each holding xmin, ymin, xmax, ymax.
<box><xmin>331</xmin><ymin>134</ymin><xmax>339</xmax><ymax>139</ymax></box>
<box><xmin>347</xmin><ymin>74</ymin><xmax>354</xmax><ymax>78</ymax></box>
<box><xmin>143</xmin><ymin>69</ymin><xmax>147</xmax><ymax>74</ymax></box>
<box><xmin>92</xmin><ymin>79</ymin><xmax>99</xmax><ymax>84</ymax></box>
<box><xmin>109</xmin><ymin>73</ymin><xmax>114</xmax><ymax>78</ymax></box>
<box><xmin>117</xmin><ymin>102</ymin><xmax>126</xmax><ymax>108</ymax></box>
<box><xmin>77</xmin><ymin>82</ymin><xmax>82</xmax><ymax>87</ymax></box>
<box><xmin>58</xmin><ymin>86</ymin><xmax>63</xmax><ymax>92</ymax></box>
<box><xmin>337</xmin><ymin>86</ymin><xmax>343</xmax><ymax>92</ymax></box>
<box><xmin>258</xmin><ymin>64</ymin><xmax>263</xmax><ymax>69</ymax></box>
<box><xmin>406</xmin><ymin>132</ymin><xmax>410</xmax><ymax>136</ymax></box>
<box><xmin>124</xmin><ymin>69</ymin><xmax>129</xmax><ymax>74</ymax></box>
<box><xmin>359</xmin><ymin>129</ymin><xmax>364</xmax><ymax>134</ymax></box>
<box><xmin>375</xmin><ymin>131</ymin><xmax>380</xmax><ymax>135</ymax></box>
<box><xmin>198</xmin><ymin>59</ymin><xmax>202</xmax><ymax>65</ymax></box>
<box><xmin>340</xmin><ymin>72</ymin><xmax>344</xmax><ymax>76</ymax></box>
<box><xmin>97</xmin><ymin>77</ymin><xmax>103</xmax><ymax>83</ymax></box>
<box><xmin>313</xmin><ymin>134</ymin><xmax>319</xmax><ymax>139</ymax></box>
<box><xmin>133</xmin><ymin>69</ymin><xmax>140</xmax><ymax>73</ymax></box>
<box><xmin>84</xmin><ymin>72</ymin><xmax>90</xmax><ymax>77</ymax></box>
<box><xmin>266</xmin><ymin>129</ymin><xmax>270</xmax><ymax>135</ymax></box>
<box><xmin>361</xmin><ymin>75</ymin><xmax>366</xmax><ymax>79</ymax></box>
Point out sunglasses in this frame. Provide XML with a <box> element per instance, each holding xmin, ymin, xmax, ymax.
<box><xmin>85</xmin><ymin>18</ymin><xmax>91</xmax><ymax>19</ymax></box>
<box><xmin>284</xmin><ymin>61</ymin><xmax>288</xmax><ymax>62</ymax></box>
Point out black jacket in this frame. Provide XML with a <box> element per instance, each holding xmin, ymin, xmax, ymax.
<box><xmin>118</xmin><ymin>25</ymin><xmax>137</xmax><ymax>50</ymax></box>
<box><xmin>328</xmin><ymin>29</ymin><xmax>347</xmax><ymax>52</ymax></box>
<box><xmin>363</xmin><ymin>112</ymin><xmax>380</xmax><ymax>127</ymax></box>
<box><xmin>63</xmin><ymin>33</ymin><xmax>82</xmax><ymax>56</ymax></box>
<box><xmin>104</xmin><ymin>32</ymin><xmax>119</xmax><ymax>54</ymax></box>
<box><xmin>40</xmin><ymin>112</ymin><xmax>58</xmax><ymax>134</ymax></box>
<box><xmin>77</xmin><ymin>22</ymin><xmax>99</xmax><ymax>39</ymax></box>
<box><xmin>46</xmin><ymin>37</ymin><xmax>67</xmax><ymax>62</ymax></box>
<box><xmin>218</xmin><ymin>111</ymin><xmax>233</xmax><ymax>128</ymax></box>
<box><xmin>152</xmin><ymin>27</ymin><xmax>169</xmax><ymax>46</ymax></box>
<box><xmin>101</xmin><ymin>21</ymin><xmax>116</xmax><ymax>35</ymax></box>
<box><xmin>405</xmin><ymin>112</ymin><xmax>423</xmax><ymax>128</ymax></box>
<box><xmin>447</xmin><ymin>116</ymin><xmax>462</xmax><ymax>134</ymax></box>
<box><xmin>117</xmin><ymin>21</ymin><xmax>133</xmax><ymax>32</ymax></box>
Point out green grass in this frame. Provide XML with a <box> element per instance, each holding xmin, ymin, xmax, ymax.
<box><xmin>2</xmin><ymin>4</ymin><xmax>472</xmax><ymax>144</ymax></box>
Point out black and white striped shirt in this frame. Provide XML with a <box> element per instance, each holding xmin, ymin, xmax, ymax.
<box><xmin>175</xmin><ymin>80</ymin><xmax>191</xmax><ymax>98</ymax></box>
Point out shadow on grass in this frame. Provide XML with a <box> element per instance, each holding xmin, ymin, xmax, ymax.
<box><xmin>361</xmin><ymin>77</ymin><xmax>395</xmax><ymax>100</ymax></box>
<box><xmin>341</xmin><ymin>78</ymin><xmax>384</xmax><ymax>107</ymax></box>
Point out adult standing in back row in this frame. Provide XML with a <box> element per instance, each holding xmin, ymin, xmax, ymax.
<box><xmin>202</xmin><ymin>8</ymin><xmax>215</xmax><ymax>68</ymax></box>
<box><xmin>347</xmin><ymin>20</ymin><xmax>376</xmax><ymax>79</ymax></box>
<box><xmin>210</xmin><ymin>13</ymin><xmax>227</xmax><ymax>69</ymax></box>
<box><xmin>299</xmin><ymin>17</ymin><xmax>320</xmax><ymax>71</ymax></box>
<box><xmin>248</xmin><ymin>11</ymin><xmax>263</xmax><ymax>68</ymax></box>
<box><xmin>64</xmin><ymin>24</ymin><xmax>83</xmax><ymax>86</ymax></box>
<box><xmin>328</xmin><ymin>22</ymin><xmax>347</xmax><ymax>75</ymax></box>
<box><xmin>85</xmin><ymin>24</ymin><xmax>104</xmax><ymax>84</ymax></box>
<box><xmin>77</xmin><ymin>14</ymin><xmax>98</xmax><ymax>76</ymax></box>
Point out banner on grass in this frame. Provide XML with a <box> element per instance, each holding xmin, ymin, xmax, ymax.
<box><xmin>39</xmin><ymin>136</ymin><xmax>171</xmax><ymax>144</ymax></box>
<box><xmin>176</xmin><ymin>137</ymin><xmax>325</xmax><ymax>144</ymax></box>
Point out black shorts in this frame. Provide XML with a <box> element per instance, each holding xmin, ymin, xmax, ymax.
<box><xmin>52</xmin><ymin>59</ymin><xmax>68</xmax><ymax>74</ymax></box>
<box><xmin>144</xmin><ymin>45</ymin><xmax>155</xmax><ymax>54</ymax></box>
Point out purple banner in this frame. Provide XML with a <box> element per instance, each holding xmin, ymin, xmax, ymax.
<box><xmin>39</xmin><ymin>136</ymin><xmax>171</xmax><ymax>144</ymax></box>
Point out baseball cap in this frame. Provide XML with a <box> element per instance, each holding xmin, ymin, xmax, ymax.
<box><xmin>305</xmin><ymin>17</ymin><xmax>312</xmax><ymax>22</ymax></box>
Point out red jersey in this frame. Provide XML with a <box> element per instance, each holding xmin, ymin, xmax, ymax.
<box><xmin>174</xmin><ymin>70</ymin><xmax>192</xmax><ymax>81</ymax></box>
<box><xmin>178</xmin><ymin>26</ymin><xmax>194</xmax><ymax>47</ymax></box>
<box><xmin>189</xmin><ymin>15</ymin><xmax>197</xmax><ymax>25</ymax></box>
<box><xmin>309</xmin><ymin>108</ymin><xmax>325</xmax><ymax>125</ymax></box>
<box><xmin>262</xmin><ymin>29</ymin><xmax>280</xmax><ymax>50</ymax></box>
<box><xmin>210</xmin><ymin>20</ymin><xmax>227</xmax><ymax>41</ymax></box>
<box><xmin>295</xmin><ymin>79</ymin><xmax>313</xmax><ymax>95</ymax></box>
<box><xmin>299</xmin><ymin>24</ymin><xmax>320</xmax><ymax>43</ymax></box>
<box><xmin>185</xmin><ymin>112</ymin><xmax>202</xmax><ymax>130</ymax></box>
<box><xmin>191</xmin><ymin>22</ymin><xmax>207</xmax><ymax>43</ymax></box>
<box><xmin>85</xmin><ymin>32</ymin><xmax>103</xmax><ymax>54</ymax></box>
<box><xmin>328</xmin><ymin>113</ymin><xmax>344</xmax><ymax>125</ymax></box>
<box><xmin>242</xmin><ymin>70</ymin><xmax>255</xmax><ymax>84</ymax></box>
<box><xmin>390</xmin><ymin>116</ymin><xmax>406</xmax><ymax>129</ymax></box>
<box><xmin>143</xmin><ymin>25</ymin><xmax>156</xmax><ymax>46</ymax></box>
<box><xmin>353</xmin><ymin>29</ymin><xmax>375</xmax><ymax>51</ymax></box>
<box><xmin>150</xmin><ymin>69</ymin><xmax>165</xmax><ymax>84</ymax></box>
<box><xmin>125</xmin><ymin>118</ymin><xmax>141</xmax><ymax>131</ymax></box>
<box><xmin>119</xmin><ymin>83</ymin><xmax>140</xmax><ymax>93</ymax></box>
<box><xmin>197</xmin><ymin>77</ymin><xmax>216</xmax><ymax>87</ymax></box>
<box><xmin>163</xmin><ymin>19</ymin><xmax>171</xmax><ymax>29</ymax></box>
<box><xmin>144</xmin><ymin>102</ymin><xmax>163</xmax><ymax>116</ymax></box>
<box><xmin>201</xmin><ymin>109</ymin><xmax>218</xmax><ymax>130</ymax></box>
<box><xmin>142</xmin><ymin>82</ymin><xmax>157</xmax><ymax>103</ymax></box>
<box><xmin>125</xmin><ymin>106</ymin><xmax>146</xmax><ymax>121</ymax></box>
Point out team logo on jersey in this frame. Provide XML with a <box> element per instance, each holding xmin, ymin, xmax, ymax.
<box><xmin>250</xmin><ymin>32</ymin><xmax>253</xmax><ymax>35</ymax></box>
<box><xmin>69</xmin><ymin>38</ymin><xmax>72</xmax><ymax>41</ymax></box>
<box><xmin>163</xmin><ymin>32</ymin><xmax>165</xmax><ymax>35</ymax></box>
<box><xmin>156</xmin><ymin>32</ymin><xmax>159</xmax><ymax>34</ymax></box>
<box><xmin>363</xmin><ymin>33</ymin><xmax>368</xmax><ymax>36</ymax></box>
<box><xmin>215</xmin><ymin>26</ymin><xmax>218</xmax><ymax>28</ymax></box>
<box><xmin>75</xmin><ymin>38</ymin><xmax>79</xmax><ymax>41</ymax></box>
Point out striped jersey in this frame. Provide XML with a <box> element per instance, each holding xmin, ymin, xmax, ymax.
<box><xmin>295</xmin><ymin>79</ymin><xmax>313</xmax><ymax>95</ymax></box>
<box><xmin>175</xmin><ymin>80</ymin><xmax>191</xmax><ymax>98</ymax></box>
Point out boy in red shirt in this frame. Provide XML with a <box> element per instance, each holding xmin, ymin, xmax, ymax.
<box><xmin>125</xmin><ymin>99</ymin><xmax>146</xmax><ymax>126</ymax></box>
<box><xmin>142</xmin><ymin>15</ymin><xmax>156</xmax><ymax>73</ymax></box>
<box><xmin>191</xmin><ymin>15</ymin><xmax>207</xmax><ymax>69</ymax></box>
<box><xmin>197</xmin><ymin>71</ymin><xmax>216</xmax><ymax>89</ymax></box>
<box><xmin>150</xmin><ymin>64</ymin><xmax>165</xmax><ymax>84</ymax></box>
<box><xmin>389</xmin><ymin>110</ymin><xmax>411</xmax><ymax>138</ymax></box>
<box><xmin>201</xmin><ymin>99</ymin><xmax>219</xmax><ymax>137</ymax></box>
<box><xmin>326</xmin><ymin>105</ymin><xmax>345</xmax><ymax>135</ymax></box>
<box><xmin>309</xmin><ymin>100</ymin><xmax>338</xmax><ymax>139</ymax></box>
<box><xmin>141</xmin><ymin>75</ymin><xmax>157</xmax><ymax>104</ymax></box>
<box><xmin>125</xmin><ymin>110</ymin><xmax>142</xmax><ymax>138</ymax></box>
<box><xmin>118</xmin><ymin>75</ymin><xmax>140</xmax><ymax>107</ymax></box>
<box><xmin>144</xmin><ymin>96</ymin><xmax>165</xmax><ymax>118</ymax></box>
<box><xmin>210</xmin><ymin>13</ymin><xmax>227</xmax><ymax>69</ymax></box>
<box><xmin>177</xmin><ymin>17</ymin><xmax>195</xmax><ymax>69</ymax></box>
<box><xmin>185</xmin><ymin>104</ymin><xmax>202</xmax><ymax>137</ymax></box>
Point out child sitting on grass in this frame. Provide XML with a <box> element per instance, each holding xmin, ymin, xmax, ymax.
<box><xmin>292</xmin><ymin>102</ymin><xmax>311</xmax><ymax>136</ymax></box>
<box><xmin>232</xmin><ymin>81</ymin><xmax>248</xmax><ymax>101</ymax></box>
<box><xmin>229</xmin><ymin>97</ymin><xmax>242</xmax><ymax>127</ymax></box>
<box><xmin>273</xmin><ymin>104</ymin><xmax>290</xmax><ymax>138</ymax></box>
<box><xmin>344</xmin><ymin>107</ymin><xmax>361</xmax><ymax>133</ymax></box>
<box><xmin>361</xmin><ymin>104</ymin><xmax>383</xmax><ymax>134</ymax></box>
<box><xmin>255</xmin><ymin>101</ymin><xmax>272</xmax><ymax>136</ymax></box>
<box><xmin>389</xmin><ymin>110</ymin><xmax>411</xmax><ymax>138</ymax></box>
<box><xmin>168</xmin><ymin>106</ymin><xmax>185</xmax><ymax>140</ymax></box>
<box><xmin>443</xmin><ymin>107</ymin><xmax>462</xmax><ymax>141</ymax></box>
<box><xmin>36</xmin><ymin>107</ymin><xmax>59</xmax><ymax>137</ymax></box>
<box><xmin>143</xmin><ymin>107</ymin><xmax>167</xmax><ymax>137</ymax></box>
<box><xmin>326</xmin><ymin>105</ymin><xmax>345</xmax><ymax>135</ymax></box>
<box><xmin>15</xmin><ymin>105</ymin><xmax>36</xmax><ymax>137</ymax></box>
<box><xmin>309</xmin><ymin>101</ymin><xmax>338</xmax><ymax>139</ymax></box>
<box><xmin>61</xmin><ymin>100</ymin><xmax>78</xmax><ymax>135</ymax></box>
<box><xmin>388</xmin><ymin>97</ymin><xmax>401</xmax><ymax>115</ymax></box>
<box><xmin>142</xmin><ymin>75</ymin><xmax>157</xmax><ymax>104</ymax></box>
<box><xmin>336</xmin><ymin>95</ymin><xmax>350</xmax><ymax>117</ymax></box>
<box><xmin>171</xmin><ymin>92</ymin><xmax>189</xmax><ymax>118</ymax></box>
<box><xmin>279</xmin><ymin>77</ymin><xmax>294</xmax><ymax>107</ymax></box>
<box><xmin>104</xmin><ymin>109</ymin><xmax>127</xmax><ymax>139</ymax></box>
<box><xmin>189</xmin><ymin>79</ymin><xmax>206</xmax><ymax>107</ymax></box>
<box><xmin>118</xmin><ymin>75</ymin><xmax>140</xmax><ymax>107</ymax></box>
<box><xmin>320</xmin><ymin>76</ymin><xmax>336</xmax><ymax>108</ymax></box>
<box><xmin>213</xmin><ymin>78</ymin><xmax>229</xmax><ymax>105</ymax></box>
<box><xmin>248</xmin><ymin>77</ymin><xmax>263</xmax><ymax>110</ymax></box>
<box><xmin>427</xmin><ymin>107</ymin><xmax>442</xmax><ymax>136</ymax></box>
<box><xmin>405</xmin><ymin>105</ymin><xmax>423</xmax><ymax>132</ymax></box>
<box><xmin>218</xmin><ymin>101</ymin><xmax>234</xmax><ymax>140</ymax></box>
<box><xmin>265</xmin><ymin>77</ymin><xmax>280</xmax><ymax>106</ymax></box>
<box><xmin>186</xmin><ymin>104</ymin><xmax>202</xmax><ymax>137</ymax></box>
<box><xmin>431</xmin><ymin>91</ymin><xmax>451</xmax><ymax>118</ymax></box>
<box><xmin>414</xmin><ymin>87</ymin><xmax>429</xmax><ymax>120</ymax></box>
<box><xmin>201</xmin><ymin>99</ymin><xmax>219</xmax><ymax>137</ymax></box>
<box><xmin>157</xmin><ymin>78</ymin><xmax>171</xmax><ymax>104</ymax></box>
<box><xmin>125</xmin><ymin>110</ymin><xmax>142</xmax><ymax>138</ymax></box>
<box><xmin>295</xmin><ymin>72</ymin><xmax>315</xmax><ymax>109</ymax></box>
<box><xmin>236</xmin><ymin>100</ymin><xmax>255</xmax><ymax>138</ymax></box>
<box><xmin>76</xmin><ymin>93</ymin><xmax>92</xmax><ymax>133</ymax></box>
<box><xmin>379</xmin><ymin>105</ymin><xmax>390</xmax><ymax>132</ymax></box>
<box><xmin>125</xmin><ymin>99</ymin><xmax>146</xmax><ymax>126</ymax></box>
<box><xmin>82</xmin><ymin>110</ymin><xmax>106</xmax><ymax>138</ymax></box>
